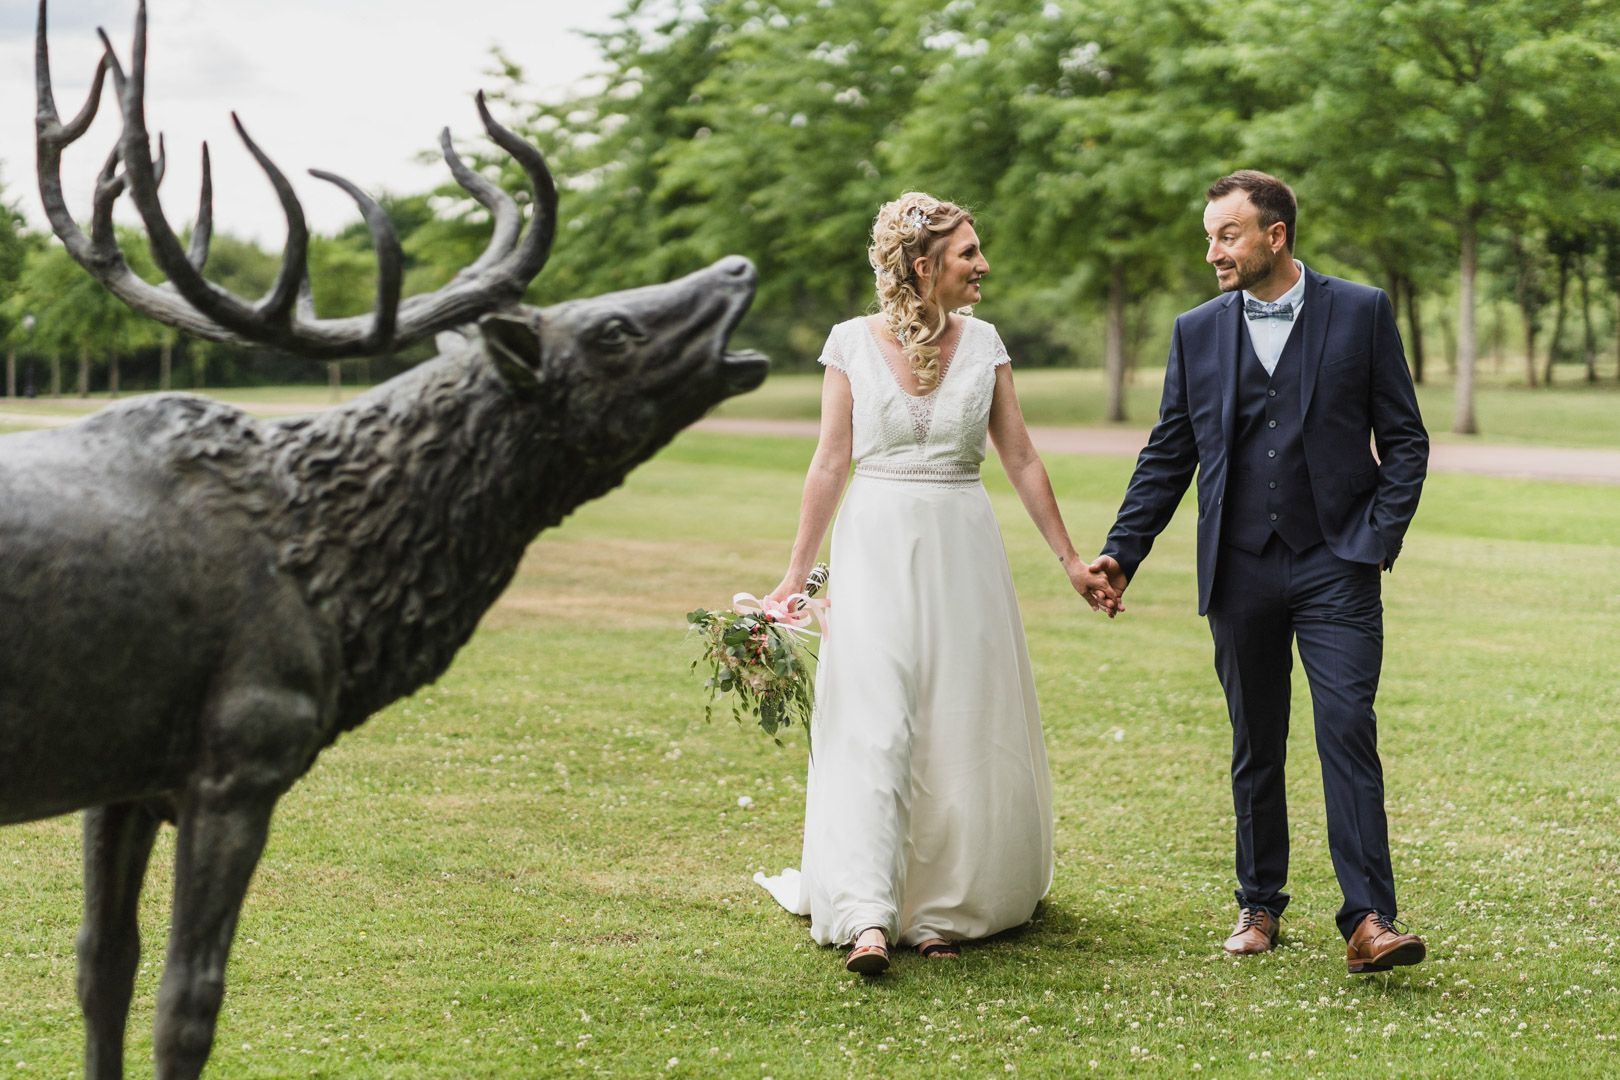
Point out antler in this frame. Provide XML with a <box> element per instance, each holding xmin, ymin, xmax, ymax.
<box><xmin>34</xmin><ymin>0</ymin><xmax>557</xmax><ymax>359</ymax></box>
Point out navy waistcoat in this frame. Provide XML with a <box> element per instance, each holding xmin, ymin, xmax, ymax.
<box><xmin>1223</xmin><ymin>320</ymin><xmax>1325</xmax><ymax>555</ymax></box>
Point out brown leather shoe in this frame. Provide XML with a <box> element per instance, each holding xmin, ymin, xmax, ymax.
<box><xmin>1346</xmin><ymin>912</ymin><xmax>1425</xmax><ymax>974</ymax></box>
<box><xmin>1222</xmin><ymin>908</ymin><xmax>1279</xmax><ymax>955</ymax></box>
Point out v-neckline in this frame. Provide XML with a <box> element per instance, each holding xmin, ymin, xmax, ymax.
<box><xmin>861</xmin><ymin>315</ymin><xmax>966</xmax><ymax>400</ymax></box>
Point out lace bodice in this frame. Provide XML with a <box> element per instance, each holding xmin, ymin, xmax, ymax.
<box><xmin>818</xmin><ymin>316</ymin><xmax>1011</xmax><ymax>483</ymax></box>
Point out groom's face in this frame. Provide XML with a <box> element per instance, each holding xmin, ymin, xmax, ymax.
<box><xmin>1204</xmin><ymin>191</ymin><xmax>1286</xmax><ymax>293</ymax></box>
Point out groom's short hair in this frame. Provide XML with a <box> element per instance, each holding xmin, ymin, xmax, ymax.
<box><xmin>1207</xmin><ymin>171</ymin><xmax>1296</xmax><ymax>251</ymax></box>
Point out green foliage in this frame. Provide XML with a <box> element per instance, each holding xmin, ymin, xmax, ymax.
<box><xmin>12</xmin><ymin>4</ymin><xmax>1620</xmax><ymax>393</ymax></box>
<box><xmin>11</xmin><ymin>229</ymin><xmax>164</xmax><ymax>365</ymax></box>
<box><xmin>0</xmin><ymin>164</ymin><xmax>36</xmax><ymax>346</ymax></box>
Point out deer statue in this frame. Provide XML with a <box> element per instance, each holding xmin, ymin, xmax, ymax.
<box><xmin>1</xmin><ymin>3</ymin><xmax>768</xmax><ymax>1077</ymax></box>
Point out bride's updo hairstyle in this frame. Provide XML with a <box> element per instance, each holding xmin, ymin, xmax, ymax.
<box><xmin>868</xmin><ymin>191</ymin><xmax>974</xmax><ymax>391</ymax></box>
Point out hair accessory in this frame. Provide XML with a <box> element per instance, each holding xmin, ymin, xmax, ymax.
<box><xmin>902</xmin><ymin>206</ymin><xmax>931</xmax><ymax>231</ymax></box>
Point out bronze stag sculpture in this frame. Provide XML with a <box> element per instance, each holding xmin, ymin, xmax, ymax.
<box><xmin>2</xmin><ymin>3</ymin><xmax>767</xmax><ymax>1077</ymax></box>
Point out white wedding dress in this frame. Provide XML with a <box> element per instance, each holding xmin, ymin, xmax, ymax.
<box><xmin>755</xmin><ymin>315</ymin><xmax>1054</xmax><ymax>947</ymax></box>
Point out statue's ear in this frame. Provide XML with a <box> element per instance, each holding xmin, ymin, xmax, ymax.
<box><xmin>481</xmin><ymin>312</ymin><xmax>546</xmax><ymax>400</ymax></box>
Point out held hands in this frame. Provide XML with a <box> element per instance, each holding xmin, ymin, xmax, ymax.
<box><xmin>1085</xmin><ymin>555</ymin><xmax>1129</xmax><ymax>618</ymax></box>
<box><xmin>1062</xmin><ymin>551</ymin><xmax>1121</xmax><ymax>614</ymax></box>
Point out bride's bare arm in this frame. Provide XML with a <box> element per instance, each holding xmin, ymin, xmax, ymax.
<box><xmin>766</xmin><ymin>368</ymin><xmax>854</xmax><ymax>602</ymax></box>
<box><xmin>987</xmin><ymin>365</ymin><xmax>1117</xmax><ymax>610</ymax></box>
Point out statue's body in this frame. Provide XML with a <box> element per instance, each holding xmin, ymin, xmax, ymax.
<box><xmin>5</xmin><ymin>4</ymin><xmax>767</xmax><ymax>1077</ymax></box>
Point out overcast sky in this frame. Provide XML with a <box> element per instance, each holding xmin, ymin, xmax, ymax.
<box><xmin>0</xmin><ymin>0</ymin><xmax>627</xmax><ymax>244</ymax></box>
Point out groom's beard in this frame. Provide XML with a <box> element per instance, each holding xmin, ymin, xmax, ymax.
<box><xmin>1217</xmin><ymin>250</ymin><xmax>1283</xmax><ymax>293</ymax></box>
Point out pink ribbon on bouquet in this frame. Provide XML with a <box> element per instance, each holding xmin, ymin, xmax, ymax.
<box><xmin>731</xmin><ymin>592</ymin><xmax>830</xmax><ymax>639</ymax></box>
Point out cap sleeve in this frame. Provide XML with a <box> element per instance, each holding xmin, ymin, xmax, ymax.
<box><xmin>817</xmin><ymin>323</ymin><xmax>849</xmax><ymax>374</ymax></box>
<box><xmin>986</xmin><ymin>322</ymin><xmax>1012</xmax><ymax>367</ymax></box>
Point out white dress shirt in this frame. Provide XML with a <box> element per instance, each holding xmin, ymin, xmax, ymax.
<box><xmin>1241</xmin><ymin>260</ymin><xmax>1306</xmax><ymax>376</ymax></box>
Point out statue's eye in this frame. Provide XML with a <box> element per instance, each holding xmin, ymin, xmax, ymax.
<box><xmin>595</xmin><ymin>317</ymin><xmax>644</xmax><ymax>349</ymax></box>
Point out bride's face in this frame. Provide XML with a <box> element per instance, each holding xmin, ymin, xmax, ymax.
<box><xmin>918</xmin><ymin>222</ymin><xmax>989</xmax><ymax>311</ymax></box>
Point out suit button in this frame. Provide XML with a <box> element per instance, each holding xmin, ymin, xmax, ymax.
<box><xmin>1268</xmin><ymin>389</ymin><xmax>1277</xmax><ymax>397</ymax></box>
<box><xmin>1269</xmin><ymin>513</ymin><xmax>1278</xmax><ymax>521</ymax></box>
<box><xmin>1267</xmin><ymin>449</ymin><xmax>1277</xmax><ymax>458</ymax></box>
<box><xmin>1268</xmin><ymin>420</ymin><xmax>1278</xmax><ymax>428</ymax></box>
<box><xmin>1269</xmin><ymin>481</ymin><xmax>1277</xmax><ymax>489</ymax></box>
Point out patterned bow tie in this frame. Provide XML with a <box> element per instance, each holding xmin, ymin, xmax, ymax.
<box><xmin>1244</xmin><ymin>298</ymin><xmax>1294</xmax><ymax>321</ymax></box>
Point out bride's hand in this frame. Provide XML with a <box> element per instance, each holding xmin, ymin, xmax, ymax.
<box><xmin>1065</xmin><ymin>558</ymin><xmax>1119</xmax><ymax>614</ymax></box>
<box><xmin>765</xmin><ymin>570</ymin><xmax>806</xmax><ymax>607</ymax></box>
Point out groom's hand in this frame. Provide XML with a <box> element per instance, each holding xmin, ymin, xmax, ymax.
<box><xmin>1089</xmin><ymin>556</ymin><xmax>1129</xmax><ymax>618</ymax></box>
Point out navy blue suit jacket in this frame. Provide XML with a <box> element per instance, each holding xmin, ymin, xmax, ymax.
<box><xmin>1102</xmin><ymin>265</ymin><xmax>1428</xmax><ymax>615</ymax></box>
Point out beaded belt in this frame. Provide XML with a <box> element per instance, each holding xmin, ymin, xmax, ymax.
<box><xmin>854</xmin><ymin>460</ymin><xmax>982</xmax><ymax>486</ymax></box>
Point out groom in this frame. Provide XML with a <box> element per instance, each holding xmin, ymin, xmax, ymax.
<box><xmin>1092</xmin><ymin>171</ymin><xmax>1429</xmax><ymax>974</ymax></box>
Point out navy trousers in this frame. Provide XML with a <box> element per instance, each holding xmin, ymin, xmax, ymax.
<box><xmin>1206</xmin><ymin>537</ymin><xmax>1396</xmax><ymax>940</ymax></box>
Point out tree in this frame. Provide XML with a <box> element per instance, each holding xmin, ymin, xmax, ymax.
<box><xmin>13</xmin><ymin>231</ymin><xmax>163</xmax><ymax>398</ymax></box>
<box><xmin>1604</xmin><ymin>227</ymin><xmax>1620</xmax><ymax>380</ymax></box>
<box><xmin>0</xmin><ymin>163</ymin><xmax>31</xmax><ymax>398</ymax></box>
<box><xmin>890</xmin><ymin>0</ymin><xmax>1247</xmax><ymax>420</ymax></box>
<box><xmin>1258</xmin><ymin>0</ymin><xmax>1620</xmax><ymax>433</ymax></box>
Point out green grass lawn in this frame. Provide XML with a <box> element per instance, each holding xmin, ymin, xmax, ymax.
<box><xmin>0</xmin><ymin>384</ymin><xmax>365</xmax><ymax>421</ymax></box>
<box><xmin>6</xmin><ymin>361</ymin><xmax>1617</xmax><ymax>449</ymax></box>
<box><xmin>2</xmin><ymin>432</ymin><xmax>1618</xmax><ymax>1078</ymax></box>
<box><xmin>712</xmin><ymin>367</ymin><xmax>1620</xmax><ymax>450</ymax></box>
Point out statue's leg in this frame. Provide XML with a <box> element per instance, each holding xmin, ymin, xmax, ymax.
<box><xmin>151</xmin><ymin>783</ymin><xmax>280</xmax><ymax>1080</ymax></box>
<box><xmin>78</xmin><ymin>802</ymin><xmax>163</xmax><ymax>1080</ymax></box>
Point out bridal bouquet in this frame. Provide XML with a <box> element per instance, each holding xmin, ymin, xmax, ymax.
<box><xmin>687</xmin><ymin>564</ymin><xmax>828</xmax><ymax>744</ymax></box>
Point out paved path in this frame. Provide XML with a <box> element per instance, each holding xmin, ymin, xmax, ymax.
<box><xmin>7</xmin><ymin>407</ymin><xmax>1618</xmax><ymax>485</ymax></box>
<box><xmin>694</xmin><ymin>417</ymin><xmax>1620</xmax><ymax>486</ymax></box>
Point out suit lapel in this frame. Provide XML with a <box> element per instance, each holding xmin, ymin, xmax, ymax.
<box><xmin>1217</xmin><ymin>293</ymin><xmax>1240</xmax><ymax>455</ymax></box>
<box><xmin>1299</xmin><ymin>265</ymin><xmax>1332</xmax><ymax>415</ymax></box>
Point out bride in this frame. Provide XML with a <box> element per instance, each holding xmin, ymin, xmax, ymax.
<box><xmin>755</xmin><ymin>192</ymin><xmax>1115</xmax><ymax>973</ymax></box>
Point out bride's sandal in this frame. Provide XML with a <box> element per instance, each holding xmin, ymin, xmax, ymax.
<box><xmin>917</xmin><ymin>938</ymin><xmax>961</xmax><ymax>959</ymax></box>
<box><xmin>845</xmin><ymin>927</ymin><xmax>890</xmax><ymax>975</ymax></box>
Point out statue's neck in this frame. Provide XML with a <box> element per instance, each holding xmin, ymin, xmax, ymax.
<box><xmin>271</xmin><ymin>353</ymin><xmax>565</xmax><ymax>726</ymax></box>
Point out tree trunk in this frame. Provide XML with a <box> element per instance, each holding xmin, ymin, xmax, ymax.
<box><xmin>1578</xmin><ymin>258</ymin><xmax>1596</xmax><ymax>382</ymax></box>
<box><xmin>1522</xmin><ymin>303</ymin><xmax>1539</xmax><ymax>389</ymax></box>
<box><xmin>160</xmin><ymin>337</ymin><xmax>172</xmax><ymax>391</ymax></box>
<box><xmin>328</xmin><ymin>360</ymin><xmax>342</xmax><ymax>404</ymax></box>
<box><xmin>49</xmin><ymin>355</ymin><xmax>61</xmax><ymax>397</ymax></box>
<box><xmin>1126</xmin><ymin>298</ymin><xmax>1150</xmax><ymax>382</ymax></box>
<box><xmin>1522</xmin><ymin>317</ymin><xmax>1535</xmax><ymax>388</ymax></box>
<box><xmin>108</xmin><ymin>352</ymin><xmax>119</xmax><ymax>399</ymax></box>
<box><xmin>1546</xmin><ymin>255</ymin><xmax>1569</xmax><ymax>386</ymax></box>
<box><xmin>1404</xmin><ymin>275</ymin><xmax>1426</xmax><ymax>385</ymax></box>
<box><xmin>4</xmin><ymin>346</ymin><xmax>14</xmax><ymax>398</ymax></box>
<box><xmin>77</xmin><ymin>347</ymin><xmax>90</xmax><ymax>398</ymax></box>
<box><xmin>1453</xmin><ymin>220</ymin><xmax>1479</xmax><ymax>435</ymax></box>
<box><xmin>1104</xmin><ymin>261</ymin><xmax>1127</xmax><ymax>423</ymax></box>
<box><xmin>1513</xmin><ymin>241</ymin><xmax>1538</xmax><ymax>388</ymax></box>
<box><xmin>1491</xmin><ymin>300</ymin><xmax>1505</xmax><ymax>372</ymax></box>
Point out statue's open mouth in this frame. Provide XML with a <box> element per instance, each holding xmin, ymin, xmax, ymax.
<box><xmin>723</xmin><ymin>348</ymin><xmax>770</xmax><ymax>392</ymax></box>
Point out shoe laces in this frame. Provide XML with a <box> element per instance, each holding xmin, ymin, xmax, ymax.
<box><xmin>1372</xmin><ymin>912</ymin><xmax>1409</xmax><ymax>935</ymax></box>
<box><xmin>1239</xmin><ymin>907</ymin><xmax>1272</xmax><ymax>930</ymax></box>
